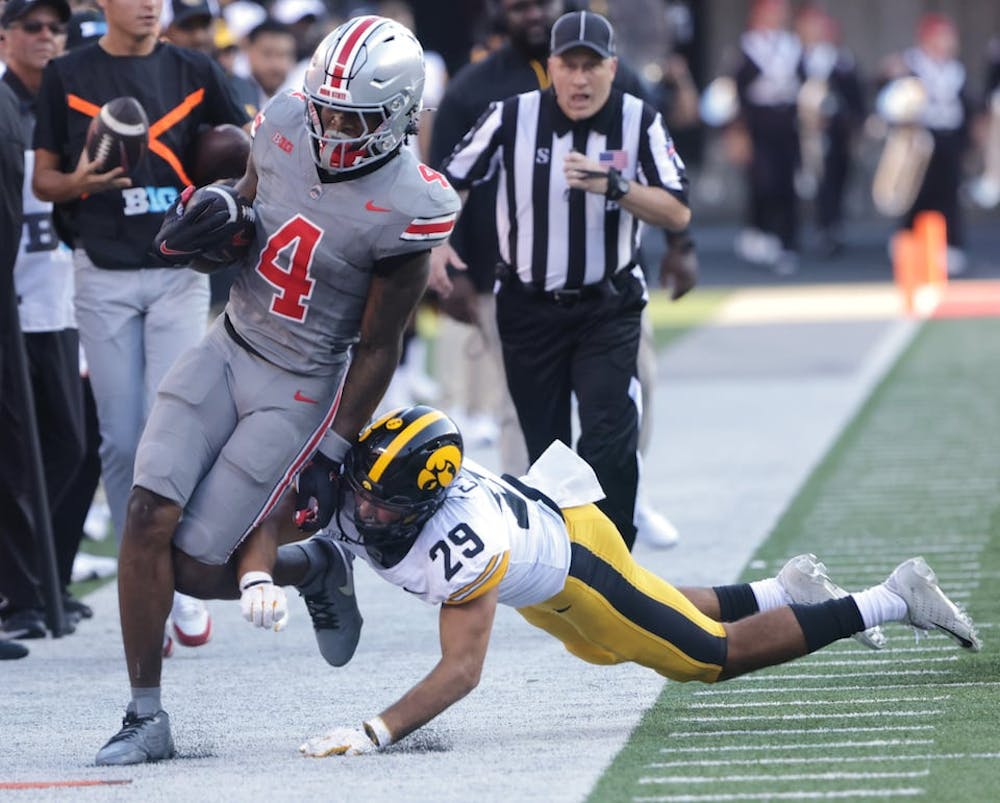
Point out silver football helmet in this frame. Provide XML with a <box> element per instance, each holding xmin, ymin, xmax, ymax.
<box><xmin>302</xmin><ymin>15</ymin><xmax>425</xmax><ymax>174</ymax></box>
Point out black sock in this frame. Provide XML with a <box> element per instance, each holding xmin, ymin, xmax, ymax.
<box><xmin>713</xmin><ymin>583</ymin><xmax>760</xmax><ymax>622</ymax></box>
<box><xmin>790</xmin><ymin>598</ymin><xmax>865</xmax><ymax>652</ymax></box>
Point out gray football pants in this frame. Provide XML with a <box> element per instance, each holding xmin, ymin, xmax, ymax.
<box><xmin>73</xmin><ymin>250</ymin><xmax>209</xmax><ymax>542</ymax></box>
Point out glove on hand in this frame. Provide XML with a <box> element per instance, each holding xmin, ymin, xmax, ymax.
<box><xmin>294</xmin><ymin>451</ymin><xmax>341</xmax><ymax>532</ymax></box>
<box><xmin>660</xmin><ymin>231</ymin><xmax>699</xmax><ymax>301</ymax></box>
<box><xmin>153</xmin><ymin>184</ymin><xmax>255</xmax><ymax>265</ymax></box>
<box><xmin>299</xmin><ymin>727</ymin><xmax>377</xmax><ymax>757</ymax></box>
<box><xmin>239</xmin><ymin>571</ymin><xmax>289</xmax><ymax>631</ymax></box>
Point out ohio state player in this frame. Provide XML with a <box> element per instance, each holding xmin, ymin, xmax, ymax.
<box><xmin>96</xmin><ymin>16</ymin><xmax>460</xmax><ymax>766</ymax></box>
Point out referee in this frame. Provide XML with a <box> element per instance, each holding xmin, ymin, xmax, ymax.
<box><xmin>439</xmin><ymin>10</ymin><xmax>691</xmax><ymax>549</ymax></box>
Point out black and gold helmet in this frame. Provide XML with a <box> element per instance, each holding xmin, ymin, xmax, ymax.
<box><xmin>343</xmin><ymin>405</ymin><xmax>463</xmax><ymax>547</ymax></box>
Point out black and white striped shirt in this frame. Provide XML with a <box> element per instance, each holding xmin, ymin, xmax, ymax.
<box><xmin>442</xmin><ymin>88</ymin><xmax>688</xmax><ymax>292</ymax></box>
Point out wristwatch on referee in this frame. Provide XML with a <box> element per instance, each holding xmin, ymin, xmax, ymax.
<box><xmin>605</xmin><ymin>167</ymin><xmax>630</xmax><ymax>201</ymax></box>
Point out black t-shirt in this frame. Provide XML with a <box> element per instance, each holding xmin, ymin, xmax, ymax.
<box><xmin>34</xmin><ymin>41</ymin><xmax>249</xmax><ymax>270</ymax></box>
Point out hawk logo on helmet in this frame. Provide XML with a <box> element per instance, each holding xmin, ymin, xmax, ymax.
<box><xmin>418</xmin><ymin>446</ymin><xmax>462</xmax><ymax>492</ymax></box>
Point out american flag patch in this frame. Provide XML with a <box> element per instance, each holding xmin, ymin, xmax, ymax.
<box><xmin>599</xmin><ymin>150</ymin><xmax>628</xmax><ymax>170</ymax></box>
<box><xmin>400</xmin><ymin>213</ymin><xmax>457</xmax><ymax>241</ymax></box>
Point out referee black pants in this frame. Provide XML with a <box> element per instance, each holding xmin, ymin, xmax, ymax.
<box><xmin>496</xmin><ymin>270</ymin><xmax>644</xmax><ymax>549</ymax></box>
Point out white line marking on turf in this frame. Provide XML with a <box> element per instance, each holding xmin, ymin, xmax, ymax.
<box><xmin>694</xmin><ymin>680</ymin><xmax>1000</xmax><ymax>696</ymax></box>
<box><xmin>646</xmin><ymin>753</ymin><xmax>1000</xmax><ymax>769</ymax></box>
<box><xmin>633</xmin><ymin>789</ymin><xmax>926</xmax><ymax>801</ymax></box>
<box><xmin>668</xmin><ymin>726</ymin><xmax>935</xmax><ymax>737</ymax></box>
<box><xmin>640</xmin><ymin>770</ymin><xmax>931</xmax><ymax>784</ymax></box>
<box><xmin>660</xmin><ymin>739</ymin><xmax>933</xmax><ymax>753</ymax></box>
<box><xmin>731</xmin><ymin>669</ymin><xmax>951</xmax><ymax>681</ymax></box>
<box><xmin>792</xmin><ymin>656</ymin><xmax>958</xmax><ymax>667</ymax></box>
<box><xmin>674</xmin><ymin>710</ymin><xmax>941</xmax><ymax>723</ymax></box>
<box><xmin>688</xmin><ymin>696</ymin><xmax>946</xmax><ymax>709</ymax></box>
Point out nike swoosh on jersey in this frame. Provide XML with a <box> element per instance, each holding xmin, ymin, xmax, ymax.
<box><xmin>294</xmin><ymin>390</ymin><xmax>318</xmax><ymax>404</ymax></box>
<box><xmin>365</xmin><ymin>200</ymin><xmax>391</xmax><ymax>213</ymax></box>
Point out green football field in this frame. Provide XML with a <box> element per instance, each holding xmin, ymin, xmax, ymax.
<box><xmin>591</xmin><ymin>317</ymin><xmax>1000</xmax><ymax>802</ymax></box>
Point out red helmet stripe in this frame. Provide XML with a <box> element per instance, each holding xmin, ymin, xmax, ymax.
<box><xmin>327</xmin><ymin>15</ymin><xmax>381</xmax><ymax>89</ymax></box>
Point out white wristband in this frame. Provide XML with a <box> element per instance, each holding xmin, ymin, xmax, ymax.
<box><xmin>363</xmin><ymin>716</ymin><xmax>393</xmax><ymax>748</ymax></box>
<box><xmin>239</xmin><ymin>571</ymin><xmax>273</xmax><ymax>591</ymax></box>
<box><xmin>318</xmin><ymin>430</ymin><xmax>351</xmax><ymax>463</ymax></box>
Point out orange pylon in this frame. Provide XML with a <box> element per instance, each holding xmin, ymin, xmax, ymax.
<box><xmin>892</xmin><ymin>230</ymin><xmax>918</xmax><ymax>315</ymax></box>
<box><xmin>913</xmin><ymin>210</ymin><xmax>948</xmax><ymax>286</ymax></box>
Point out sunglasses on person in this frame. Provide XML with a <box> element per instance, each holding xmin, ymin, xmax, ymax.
<box><xmin>10</xmin><ymin>20</ymin><xmax>68</xmax><ymax>35</ymax></box>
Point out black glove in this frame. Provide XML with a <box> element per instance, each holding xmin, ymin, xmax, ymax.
<box><xmin>153</xmin><ymin>184</ymin><xmax>255</xmax><ymax>266</ymax></box>
<box><xmin>294</xmin><ymin>451</ymin><xmax>342</xmax><ymax>532</ymax></box>
<box><xmin>660</xmin><ymin>231</ymin><xmax>699</xmax><ymax>301</ymax></box>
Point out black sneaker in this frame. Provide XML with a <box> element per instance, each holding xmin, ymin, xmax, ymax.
<box><xmin>0</xmin><ymin>608</ymin><xmax>47</xmax><ymax>639</ymax></box>
<box><xmin>95</xmin><ymin>705</ymin><xmax>175</xmax><ymax>765</ymax></box>
<box><xmin>0</xmin><ymin>639</ymin><xmax>29</xmax><ymax>659</ymax></box>
<box><xmin>296</xmin><ymin>538</ymin><xmax>363</xmax><ymax>667</ymax></box>
<box><xmin>63</xmin><ymin>592</ymin><xmax>94</xmax><ymax>620</ymax></box>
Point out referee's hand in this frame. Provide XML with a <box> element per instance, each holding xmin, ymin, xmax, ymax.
<box><xmin>563</xmin><ymin>151</ymin><xmax>608</xmax><ymax>194</ymax></box>
<box><xmin>429</xmin><ymin>241</ymin><xmax>466</xmax><ymax>297</ymax></box>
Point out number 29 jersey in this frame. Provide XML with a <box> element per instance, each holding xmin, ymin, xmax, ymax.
<box><xmin>226</xmin><ymin>90</ymin><xmax>460</xmax><ymax>375</ymax></box>
<box><xmin>335</xmin><ymin>459</ymin><xmax>572</xmax><ymax>609</ymax></box>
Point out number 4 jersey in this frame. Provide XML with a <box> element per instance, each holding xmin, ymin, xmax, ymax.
<box><xmin>333</xmin><ymin>459</ymin><xmax>573</xmax><ymax>609</ymax></box>
<box><xmin>225</xmin><ymin>90</ymin><xmax>460</xmax><ymax>374</ymax></box>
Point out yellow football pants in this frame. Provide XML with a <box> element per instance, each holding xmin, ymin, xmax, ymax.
<box><xmin>518</xmin><ymin>504</ymin><xmax>726</xmax><ymax>683</ymax></box>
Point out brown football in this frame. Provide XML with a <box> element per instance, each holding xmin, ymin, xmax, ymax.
<box><xmin>85</xmin><ymin>96</ymin><xmax>149</xmax><ymax>173</ymax></box>
<box><xmin>189</xmin><ymin>124</ymin><xmax>252</xmax><ymax>186</ymax></box>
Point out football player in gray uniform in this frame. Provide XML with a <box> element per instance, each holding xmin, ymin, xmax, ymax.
<box><xmin>96</xmin><ymin>16</ymin><xmax>460</xmax><ymax>766</ymax></box>
<box><xmin>251</xmin><ymin>405</ymin><xmax>979</xmax><ymax>757</ymax></box>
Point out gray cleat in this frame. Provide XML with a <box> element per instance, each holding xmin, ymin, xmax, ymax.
<box><xmin>778</xmin><ymin>553</ymin><xmax>887</xmax><ymax>650</ymax></box>
<box><xmin>296</xmin><ymin>537</ymin><xmax>363</xmax><ymax>667</ymax></box>
<box><xmin>95</xmin><ymin>705</ymin><xmax>175</xmax><ymax>765</ymax></box>
<box><xmin>885</xmin><ymin>557</ymin><xmax>982</xmax><ymax>651</ymax></box>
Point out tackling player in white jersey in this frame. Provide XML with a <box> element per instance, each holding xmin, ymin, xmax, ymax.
<box><xmin>96</xmin><ymin>16</ymin><xmax>460</xmax><ymax>766</ymax></box>
<box><xmin>244</xmin><ymin>404</ymin><xmax>980</xmax><ymax>757</ymax></box>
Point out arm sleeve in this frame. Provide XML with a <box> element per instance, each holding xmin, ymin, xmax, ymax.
<box><xmin>440</xmin><ymin>100</ymin><xmax>504</xmax><ymax>190</ymax></box>
<box><xmin>636</xmin><ymin>103</ymin><xmax>689</xmax><ymax>203</ymax></box>
<box><xmin>32</xmin><ymin>62</ymin><xmax>69</xmax><ymax>157</ymax></box>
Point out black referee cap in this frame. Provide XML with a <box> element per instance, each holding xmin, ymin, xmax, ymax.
<box><xmin>1</xmin><ymin>0</ymin><xmax>71</xmax><ymax>27</ymax></box>
<box><xmin>550</xmin><ymin>10</ymin><xmax>616</xmax><ymax>59</ymax></box>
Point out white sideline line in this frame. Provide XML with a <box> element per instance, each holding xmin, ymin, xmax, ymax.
<box><xmin>688</xmin><ymin>696</ymin><xmax>947</xmax><ymax>709</ymax></box>
<box><xmin>675</xmin><ymin>710</ymin><xmax>941</xmax><ymax>723</ymax></box>
<box><xmin>694</xmin><ymin>681</ymin><xmax>1000</xmax><ymax>696</ymax></box>
<box><xmin>660</xmin><ymin>739</ymin><xmax>934</xmax><ymax>753</ymax></box>
<box><xmin>819</xmin><ymin>645</ymin><xmax>956</xmax><ymax>655</ymax></box>
<box><xmin>668</xmin><ymin>726</ymin><xmax>935</xmax><ymax>737</ymax></box>
<box><xmin>795</xmin><ymin>657</ymin><xmax>958</xmax><ymax>667</ymax></box>
<box><xmin>731</xmin><ymin>669</ymin><xmax>952</xmax><ymax>681</ymax></box>
<box><xmin>646</xmin><ymin>753</ymin><xmax>1000</xmax><ymax>769</ymax></box>
<box><xmin>633</xmin><ymin>789</ymin><xmax>925</xmax><ymax>801</ymax></box>
<box><xmin>640</xmin><ymin>770</ymin><xmax>931</xmax><ymax>784</ymax></box>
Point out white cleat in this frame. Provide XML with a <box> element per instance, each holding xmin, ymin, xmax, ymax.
<box><xmin>171</xmin><ymin>592</ymin><xmax>212</xmax><ymax>647</ymax></box>
<box><xmin>885</xmin><ymin>557</ymin><xmax>981</xmax><ymax>651</ymax></box>
<box><xmin>634</xmin><ymin>502</ymin><xmax>679</xmax><ymax>549</ymax></box>
<box><xmin>778</xmin><ymin>553</ymin><xmax>887</xmax><ymax>650</ymax></box>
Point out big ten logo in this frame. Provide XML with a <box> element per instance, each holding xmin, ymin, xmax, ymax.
<box><xmin>121</xmin><ymin>186</ymin><xmax>179</xmax><ymax>217</ymax></box>
<box><xmin>22</xmin><ymin>212</ymin><xmax>59</xmax><ymax>253</ymax></box>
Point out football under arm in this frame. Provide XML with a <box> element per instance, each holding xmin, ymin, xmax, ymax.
<box><xmin>376</xmin><ymin>586</ymin><xmax>499</xmax><ymax>744</ymax></box>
